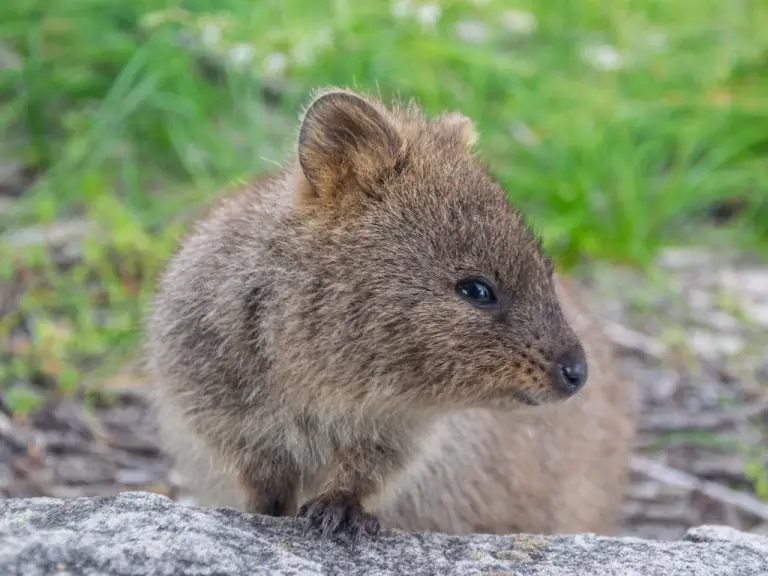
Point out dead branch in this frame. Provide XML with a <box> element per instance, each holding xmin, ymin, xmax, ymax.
<box><xmin>639</xmin><ymin>403</ymin><xmax>768</xmax><ymax>432</ymax></box>
<box><xmin>630</xmin><ymin>455</ymin><xmax>768</xmax><ymax>522</ymax></box>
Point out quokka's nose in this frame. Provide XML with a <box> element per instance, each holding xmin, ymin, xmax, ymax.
<box><xmin>553</xmin><ymin>347</ymin><xmax>587</xmax><ymax>396</ymax></box>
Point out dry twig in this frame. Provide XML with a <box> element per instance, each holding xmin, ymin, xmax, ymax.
<box><xmin>630</xmin><ymin>455</ymin><xmax>768</xmax><ymax>522</ymax></box>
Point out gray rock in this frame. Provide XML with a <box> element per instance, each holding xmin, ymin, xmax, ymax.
<box><xmin>3</xmin><ymin>218</ymin><xmax>93</xmax><ymax>250</ymax></box>
<box><xmin>757</xmin><ymin>355</ymin><xmax>768</xmax><ymax>384</ymax></box>
<box><xmin>0</xmin><ymin>491</ymin><xmax>766</xmax><ymax>575</ymax></box>
<box><xmin>688</xmin><ymin>330</ymin><xmax>745</xmax><ymax>360</ymax></box>
<box><xmin>657</xmin><ymin>247</ymin><xmax>713</xmax><ymax>269</ymax></box>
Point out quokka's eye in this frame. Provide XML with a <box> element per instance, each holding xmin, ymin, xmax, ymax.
<box><xmin>455</xmin><ymin>277</ymin><xmax>499</xmax><ymax>308</ymax></box>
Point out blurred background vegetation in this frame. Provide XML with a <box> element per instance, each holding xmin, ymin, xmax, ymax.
<box><xmin>0</xmin><ymin>0</ymin><xmax>767</xmax><ymax>415</ymax></box>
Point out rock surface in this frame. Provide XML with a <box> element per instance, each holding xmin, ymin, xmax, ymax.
<box><xmin>0</xmin><ymin>492</ymin><xmax>766</xmax><ymax>576</ymax></box>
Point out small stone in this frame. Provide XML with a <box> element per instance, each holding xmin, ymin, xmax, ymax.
<box><xmin>687</xmin><ymin>289</ymin><xmax>712</xmax><ymax>312</ymax></box>
<box><xmin>0</xmin><ymin>163</ymin><xmax>30</xmax><ymax>197</ymax></box>
<box><xmin>0</xmin><ymin>464</ymin><xmax>12</xmax><ymax>489</ymax></box>
<box><xmin>4</xmin><ymin>218</ymin><xmax>93</xmax><ymax>250</ymax></box>
<box><xmin>55</xmin><ymin>457</ymin><xmax>114</xmax><ymax>485</ymax></box>
<box><xmin>0</xmin><ymin>196</ymin><xmax>15</xmax><ymax>214</ymax></box>
<box><xmin>744</xmin><ymin>302</ymin><xmax>768</xmax><ymax>326</ymax></box>
<box><xmin>657</xmin><ymin>248</ymin><xmax>713</xmax><ymax>270</ymax></box>
<box><xmin>756</xmin><ymin>356</ymin><xmax>768</xmax><ymax>384</ymax></box>
<box><xmin>621</xmin><ymin>500</ymin><xmax>691</xmax><ymax>523</ymax></box>
<box><xmin>720</xmin><ymin>269</ymin><xmax>768</xmax><ymax>297</ymax></box>
<box><xmin>627</xmin><ymin>480</ymin><xmax>662</xmax><ymax>501</ymax></box>
<box><xmin>648</xmin><ymin>369</ymin><xmax>681</xmax><ymax>404</ymax></box>
<box><xmin>706</xmin><ymin>311</ymin><xmax>740</xmax><ymax>332</ymax></box>
<box><xmin>175</xmin><ymin>495</ymin><xmax>200</xmax><ymax>507</ymax></box>
<box><xmin>688</xmin><ymin>331</ymin><xmax>744</xmax><ymax>360</ymax></box>
<box><xmin>115</xmin><ymin>469</ymin><xmax>155</xmax><ymax>486</ymax></box>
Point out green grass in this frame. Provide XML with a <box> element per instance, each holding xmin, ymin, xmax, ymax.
<box><xmin>1</xmin><ymin>0</ymin><xmax>768</xmax><ymax>412</ymax></box>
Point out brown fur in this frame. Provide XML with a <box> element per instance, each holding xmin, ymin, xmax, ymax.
<box><xmin>144</xmin><ymin>87</ymin><xmax>635</xmax><ymax>540</ymax></box>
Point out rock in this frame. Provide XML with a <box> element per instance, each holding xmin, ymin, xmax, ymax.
<box><xmin>720</xmin><ymin>269</ymin><xmax>768</xmax><ymax>297</ymax></box>
<box><xmin>757</xmin><ymin>356</ymin><xmax>768</xmax><ymax>384</ymax></box>
<box><xmin>634</xmin><ymin>363</ymin><xmax>679</xmax><ymax>405</ymax></box>
<box><xmin>0</xmin><ymin>196</ymin><xmax>16</xmax><ymax>216</ymax></box>
<box><xmin>0</xmin><ymin>492</ymin><xmax>767</xmax><ymax>575</ymax></box>
<box><xmin>718</xmin><ymin>268</ymin><xmax>768</xmax><ymax>326</ymax></box>
<box><xmin>753</xmin><ymin>522</ymin><xmax>768</xmax><ymax>536</ymax></box>
<box><xmin>0</xmin><ymin>163</ymin><xmax>34</xmax><ymax>198</ymax></box>
<box><xmin>114</xmin><ymin>469</ymin><xmax>156</xmax><ymax>486</ymax></box>
<box><xmin>706</xmin><ymin>311</ymin><xmax>741</xmax><ymax>332</ymax></box>
<box><xmin>2</xmin><ymin>218</ymin><xmax>93</xmax><ymax>267</ymax></box>
<box><xmin>688</xmin><ymin>331</ymin><xmax>744</xmax><ymax>360</ymax></box>
<box><xmin>3</xmin><ymin>218</ymin><xmax>93</xmax><ymax>250</ymax></box>
<box><xmin>745</xmin><ymin>302</ymin><xmax>768</xmax><ymax>326</ymax></box>
<box><xmin>657</xmin><ymin>248</ymin><xmax>713</xmax><ymax>270</ymax></box>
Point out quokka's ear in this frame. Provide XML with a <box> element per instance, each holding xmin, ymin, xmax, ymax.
<box><xmin>442</xmin><ymin>111</ymin><xmax>478</xmax><ymax>151</ymax></box>
<box><xmin>297</xmin><ymin>88</ymin><xmax>403</xmax><ymax>200</ymax></box>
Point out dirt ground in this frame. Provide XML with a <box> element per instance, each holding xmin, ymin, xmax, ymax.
<box><xmin>0</xmin><ymin>239</ymin><xmax>766</xmax><ymax>541</ymax></box>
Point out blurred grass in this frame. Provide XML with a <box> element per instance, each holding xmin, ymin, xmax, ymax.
<box><xmin>0</xmin><ymin>0</ymin><xmax>768</xmax><ymax>410</ymax></box>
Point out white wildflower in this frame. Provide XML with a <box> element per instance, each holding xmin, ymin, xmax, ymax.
<box><xmin>582</xmin><ymin>44</ymin><xmax>623</xmax><ymax>71</ymax></box>
<box><xmin>645</xmin><ymin>32</ymin><xmax>667</xmax><ymax>53</ymax></box>
<box><xmin>456</xmin><ymin>20</ymin><xmax>487</xmax><ymax>44</ymax></box>
<box><xmin>292</xmin><ymin>28</ymin><xmax>333</xmax><ymax>67</ymax></box>
<box><xmin>292</xmin><ymin>41</ymin><xmax>314</xmax><ymax>66</ymax></box>
<box><xmin>510</xmin><ymin>122</ymin><xmax>540</xmax><ymax>147</ymax></box>
<box><xmin>315</xmin><ymin>27</ymin><xmax>333</xmax><ymax>49</ymax></box>
<box><xmin>140</xmin><ymin>11</ymin><xmax>170</xmax><ymax>29</ymax></box>
<box><xmin>140</xmin><ymin>8</ymin><xmax>188</xmax><ymax>30</ymax></box>
<box><xmin>415</xmin><ymin>3</ymin><xmax>441</xmax><ymax>30</ymax></box>
<box><xmin>500</xmin><ymin>10</ymin><xmax>537</xmax><ymax>35</ymax></box>
<box><xmin>201</xmin><ymin>23</ymin><xmax>221</xmax><ymax>49</ymax></box>
<box><xmin>391</xmin><ymin>0</ymin><xmax>413</xmax><ymax>19</ymax></box>
<box><xmin>263</xmin><ymin>52</ymin><xmax>288</xmax><ymax>76</ymax></box>
<box><xmin>228</xmin><ymin>44</ymin><xmax>254</xmax><ymax>67</ymax></box>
